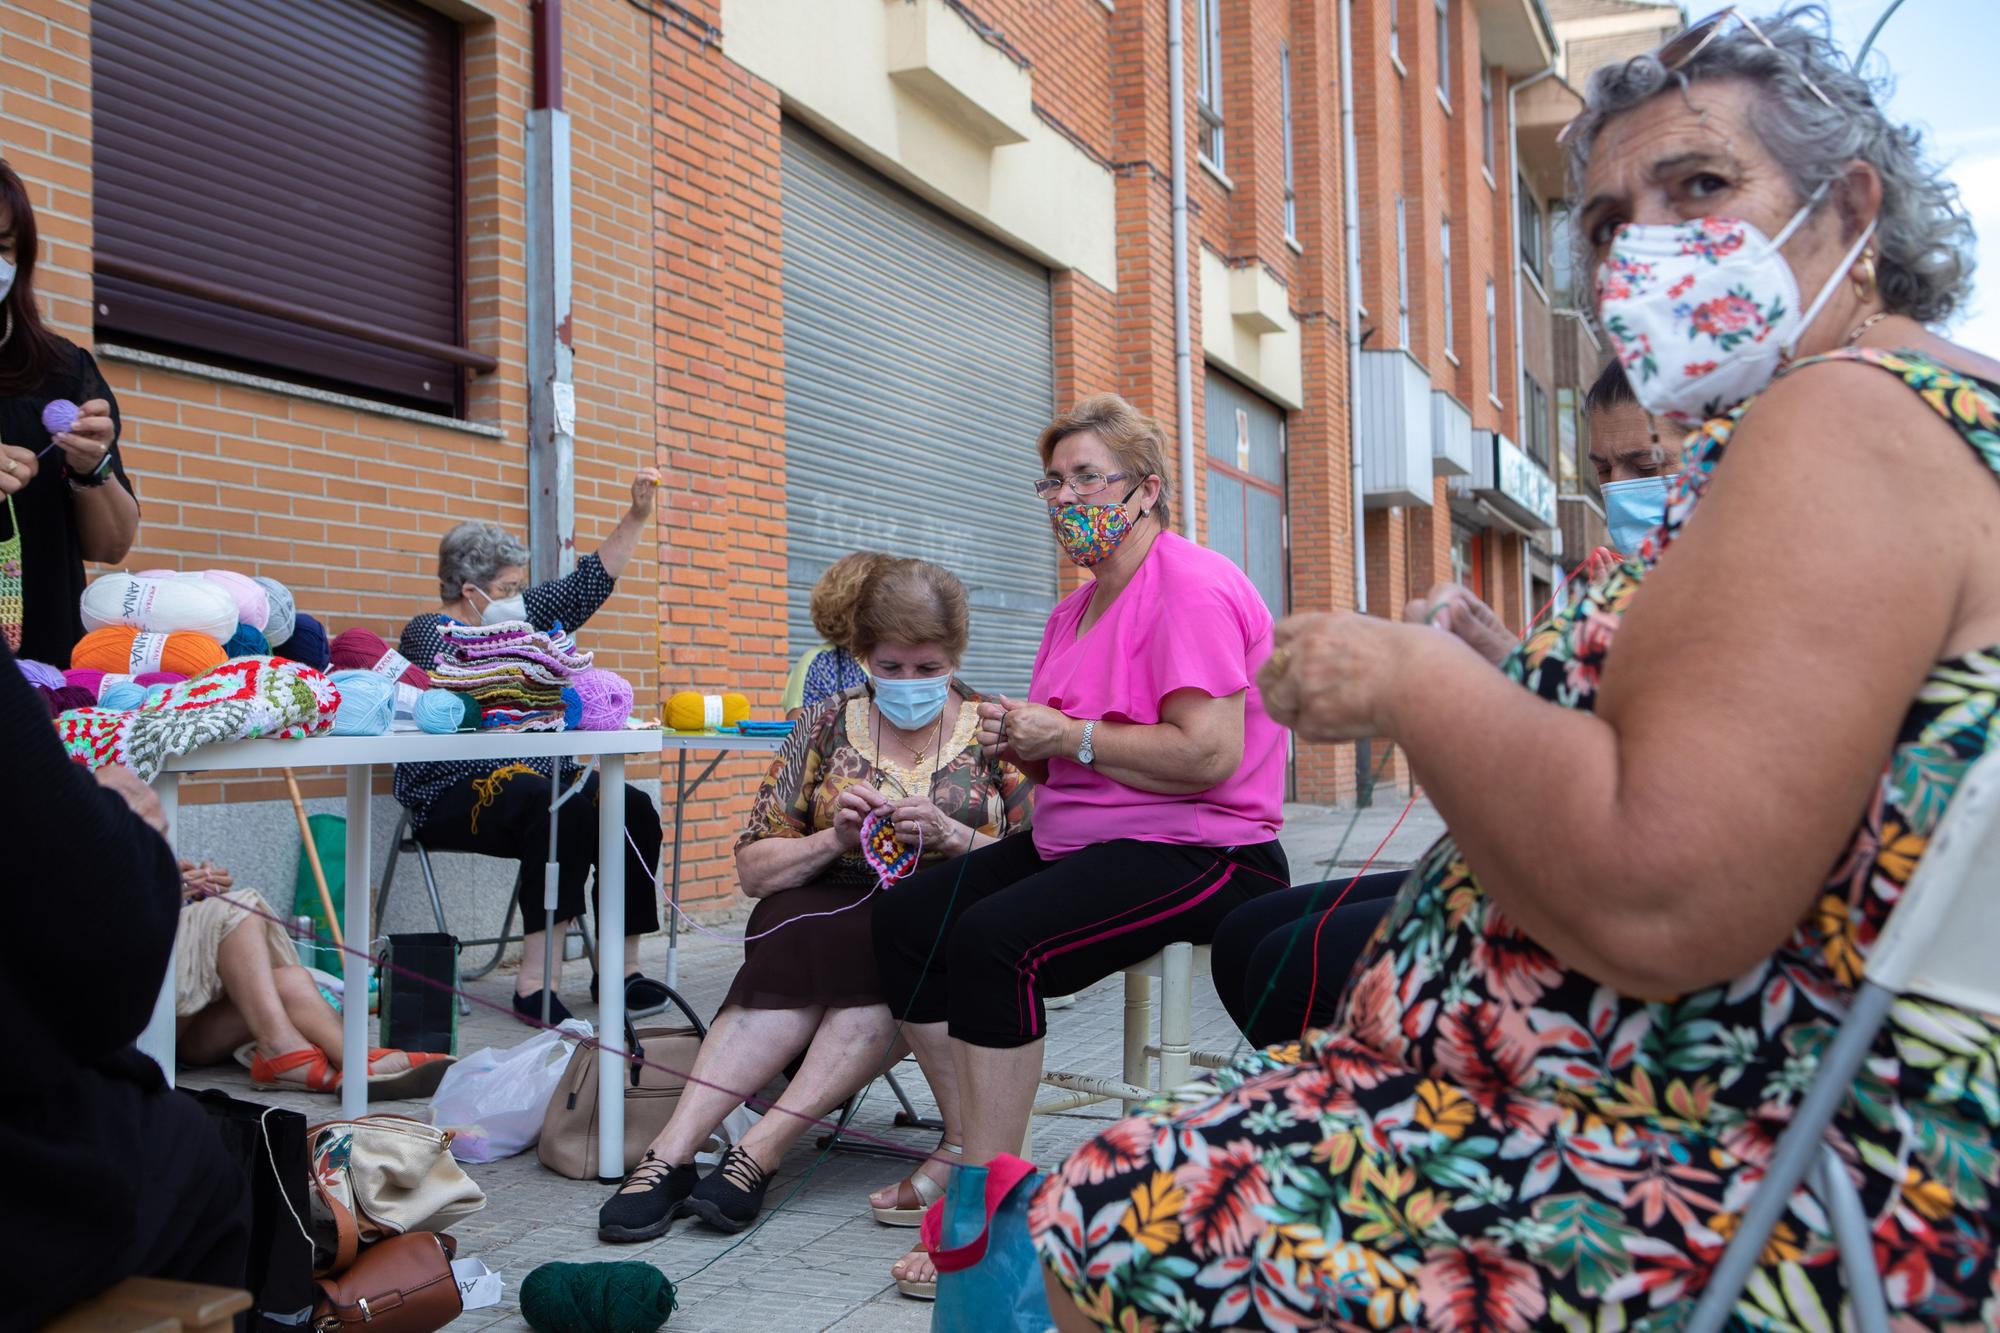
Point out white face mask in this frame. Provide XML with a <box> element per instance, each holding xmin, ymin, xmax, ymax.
<box><xmin>467</xmin><ymin>585</ymin><xmax>527</xmax><ymax>626</ymax></box>
<box><xmin>1596</xmin><ymin>187</ymin><xmax>1876</xmax><ymax>429</ymax></box>
<box><xmin>0</xmin><ymin>256</ymin><xmax>14</xmax><ymax>304</ymax></box>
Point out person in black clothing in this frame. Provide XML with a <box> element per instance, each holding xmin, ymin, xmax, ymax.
<box><xmin>0</xmin><ymin>160</ymin><xmax>140</xmax><ymax>666</ymax></box>
<box><xmin>1209</xmin><ymin>869</ymin><xmax>1407</xmax><ymax>1047</ymax></box>
<box><xmin>1</xmin><ymin>636</ymin><xmax>247</xmax><ymax>1327</ymax></box>
<box><xmin>394</xmin><ymin>469</ymin><xmax>667</xmax><ymax>1025</ymax></box>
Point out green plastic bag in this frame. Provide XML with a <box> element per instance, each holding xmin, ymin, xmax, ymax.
<box><xmin>292</xmin><ymin>812</ymin><xmax>346</xmax><ymax>972</ymax></box>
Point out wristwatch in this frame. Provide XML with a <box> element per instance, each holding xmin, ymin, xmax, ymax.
<box><xmin>1076</xmin><ymin>719</ymin><xmax>1096</xmax><ymax>767</ymax></box>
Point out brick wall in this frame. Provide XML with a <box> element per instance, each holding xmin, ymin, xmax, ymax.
<box><xmin>0</xmin><ymin>1</ymin><xmax>663</xmax><ymax>822</ymax></box>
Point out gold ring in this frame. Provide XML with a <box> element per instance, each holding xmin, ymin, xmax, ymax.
<box><xmin>1265</xmin><ymin>647</ymin><xmax>1293</xmax><ymax>679</ymax></box>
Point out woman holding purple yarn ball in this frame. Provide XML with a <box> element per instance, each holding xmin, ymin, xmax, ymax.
<box><xmin>0</xmin><ymin>159</ymin><xmax>139</xmax><ymax>665</ymax></box>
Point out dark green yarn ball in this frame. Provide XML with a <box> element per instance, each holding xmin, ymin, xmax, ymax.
<box><xmin>520</xmin><ymin>1261</ymin><xmax>676</xmax><ymax>1333</ymax></box>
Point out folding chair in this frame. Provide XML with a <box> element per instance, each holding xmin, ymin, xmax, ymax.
<box><xmin>1688</xmin><ymin>748</ymin><xmax>2000</xmax><ymax>1333</ymax></box>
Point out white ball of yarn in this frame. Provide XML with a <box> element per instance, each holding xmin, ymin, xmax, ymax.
<box><xmin>81</xmin><ymin>574</ymin><xmax>239</xmax><ymax>643</ymax></box>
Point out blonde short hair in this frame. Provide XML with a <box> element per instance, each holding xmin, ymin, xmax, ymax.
<box><xmin>809</xmin><ymin>550</ymin><xmax>895</xmax><ymax>648</ymax></box>
<box><xmin>1036</xmin><ymin>393</ymin><xmax>1173</xmax><ymax>529</ymax></box>
<box><xmin>851</xmin><ymin>559</ymin><xmax>970</xmax><ymax>665</ymax></box>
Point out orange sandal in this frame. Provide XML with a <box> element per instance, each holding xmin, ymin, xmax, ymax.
<box><xmin>250</xmin><ymin>1046</ymin><xmax>340</xmax><ymax>1093</ymax></box>
<box><xmin>365</xmin><ymin>1048</ymin><xmax>456</xmax><ymax>1100</ymax></box>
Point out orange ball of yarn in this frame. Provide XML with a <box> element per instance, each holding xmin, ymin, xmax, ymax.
<box><xmin>71</xmin><ymin>625</ymin><xmax>227</xmax><ymax>677</ymax></box>
<box><xmin>666</xmin><ymin>690</ymin><xmax>751</xmax><ymax>731</ymax></box>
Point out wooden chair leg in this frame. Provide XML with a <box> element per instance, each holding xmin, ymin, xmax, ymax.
<box><xmin>1122</xmin><ymin>968</ymin><xmax>1153</xmax><ymax>1114</ymax></box>
<box><xmin>1159</xmin><ymin>942</ymin><xmax>1193</xmax><ymax>1094</ymax></box>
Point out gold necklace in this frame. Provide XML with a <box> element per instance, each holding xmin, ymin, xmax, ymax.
<box><xmin>872</xmin><ymin>706</ymin><xmax>947</xmax><ymax>797</ymax></box>
<box><xmin>1844</xmin><ymin>310</ymin><xmax>1892</xmax><ymax>346</ymax></box>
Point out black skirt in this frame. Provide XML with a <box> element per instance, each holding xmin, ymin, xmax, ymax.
<box><xmin>720</xmin><ymin>874</ymin><xmax>883</xmax><ymax>1011</ymax></box>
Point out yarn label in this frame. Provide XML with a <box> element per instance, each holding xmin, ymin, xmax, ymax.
<box><xmin>130</xmin><ymin>631</ymin><xmax>168</xmax><ymax>673</ymax></box>
<box><xmin>703</xmin><ymin>694</ymin><xmax>724</xmax><ymax>729</ymax></box>
<box><xmin>371</xmin><ymin>649</ymin><xmax>413</xmax><ymax>682</ymax></box>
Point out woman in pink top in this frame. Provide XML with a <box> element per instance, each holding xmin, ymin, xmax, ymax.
<box><xmin>871</xmin><ymin>393</ymin><xmax>1288</xmax><ymax>1297</ymax></box>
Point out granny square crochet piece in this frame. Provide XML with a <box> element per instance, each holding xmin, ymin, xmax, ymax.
<box><xmin>57</xmin><ymin>656</ymin><xmax>339</xmax><ymax>780</ymax></box>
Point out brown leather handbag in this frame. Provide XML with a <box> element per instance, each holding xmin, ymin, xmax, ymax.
<box><xmin>312</xmin><ymin>1232</ymin><xmax>461</xmax><ymax>1332</ymax></box>
<box><xmin>538</xmin><ymin>990</ymin><xmax>706</xmax><ymax>1179</ymax></box>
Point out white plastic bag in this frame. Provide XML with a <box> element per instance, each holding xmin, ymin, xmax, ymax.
<box><xmin>430</xmin><ymin>1019</ymin><xmax>592</xmax><ymax>1163</ymax></box>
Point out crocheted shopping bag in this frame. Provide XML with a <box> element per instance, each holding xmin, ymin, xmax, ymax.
<box><xmin>58</xmin><ymin>656</ymin><xmax>340</xmax><ymax>780</ymax></box>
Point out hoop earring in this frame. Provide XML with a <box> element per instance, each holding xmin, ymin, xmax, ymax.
<box><xmin>1851</xmin><ymin>248</ymin><xmax>1877</xmax><ymax>300</ymax></box>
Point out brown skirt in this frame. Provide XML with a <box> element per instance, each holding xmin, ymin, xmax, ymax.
<box><xmin>721</xmin><ymin>876</ymin><xmax>883</xmax><ymax>1011</ymax></box>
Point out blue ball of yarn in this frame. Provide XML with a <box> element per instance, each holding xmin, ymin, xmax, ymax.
<box><xmin>223</xmin><ymin>622</ymin><xmax>270</xmax><ymax>659</ymax></box>
<box><xmin>415</xmin><ymin>688</ymin><xmax>471</xmax><ymax>734</ymax></box>
<box><xmin>99</xmin><ymin>680</ymin><xmax>148</xmax><ymax>710</ymax></box>
<box><xmin>328</xmin><ymin>669</ymin><xmax>396</xmax><ymax>736</ymax></box>
<box><xmin>275</xmin><ymin>612</ymin><xmax>332</xmax><ymax>671</ymax></box>
<box><xmin>561</xmin><ymin>685</ymin><xmax>584</xmax><ymax>730</ymax></box>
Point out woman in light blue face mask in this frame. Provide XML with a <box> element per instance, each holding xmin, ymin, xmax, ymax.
<box><xmin>602</xmin><ymin>558</ymin><xmax>1033</xmax><ymax>1262</ymax></box>
<box><xmin>1583</xmin><ymin>356</ymin><xmax>1681</xmax><ymax>558</ymax></box>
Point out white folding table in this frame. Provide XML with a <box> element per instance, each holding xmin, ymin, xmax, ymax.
<box><xmin>138</xmin><ymin>729</ymin><xmax>662</xmax><ymax>1181</ymax></box>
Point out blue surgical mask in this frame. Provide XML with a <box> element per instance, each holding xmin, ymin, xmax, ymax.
<box><xmin>873</xmin><ymin>673</ymin><xmax>952</xmax><ymax>730</ymax></box>
<box><xmin>1601</xmin><ymin>475</ymin><xmax>1672</xmax><ymax>557</ymax></box>
<box><xmin>0</xmin><ymin>256</ymin><xmax>13</xmax><ymax>304</ymax></box>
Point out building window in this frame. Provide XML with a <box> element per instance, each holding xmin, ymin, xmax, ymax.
<box><xmin>1395</xmin><ymin>196</ymin><xmax>1411</xmax><ymax>348</ymax></box>
<box><xmin>91</xmin><ymin>0</ymin><xmax>469</xmax><ymax>412</ymax></box>
<box><xmin>1548</xmin><ymin>204</ymin><xmax>1577</xmax><ymax>307</ymax></box>
<box><xmin>1556</xmin><ymin>386</ymin><xmax>1584</xmax><ymax>494</ymax></box>
<box><xmin>1196</xmin><ymin>0</ymin><xmax>1225</xmax><ymax>168</ymax></box>
<box><xmin>1522</xmin><ymin>371</ymin><xmax>1550</xmax><ymax>466</ymax></box>
<box><xmin>1280</xmin><ymin>43</ymin><xmax>1298</xmax><ymax>240</ymax></box>
<box><xmin>1481</xmin><ymin>65</ymin><xmax>1496</xmax><ymax>173</ymax></box>
<box><xmin>1519</xmin><ymin>179</ymin><xmax>1544</xmax><ymax>281</ymax></box>
<box><xmin>1389</xmin><ymin>0</ymin><xmax>1400</xmax><ymax>64</ymax></box>
<box><xmin>1440</xmin><ymin>218</ymin><xmax>1453</xmax><ymax>356</ymax></box>
<box><xmin>1485</xmin><ymin>279</ymin><xmax>1498</xmax><ymax>393</ymax></box>
<box><xmin>1435</xmin><ymin>0</ymin><xmax>1450</xmax><ymax>103</ymax></box>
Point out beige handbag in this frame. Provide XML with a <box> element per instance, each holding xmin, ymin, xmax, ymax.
<box><xmin>308</xmin><ymin>1114</ymin><xmax>486</xmax><ymax>1275</ymax></box>
<box><xmin>537</xmin><ymin>991</ymin><xmax>706</xmax><ymax>1180</ymax></box>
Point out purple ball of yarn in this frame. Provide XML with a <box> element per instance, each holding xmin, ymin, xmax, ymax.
<box><xmin>15</xmin><ymin>657</ymin><xmax>66</xmax><ymax>690</ymax></box>
<box><xmin>569</xmin><ymin>668</ymin><xmax>634</xmax><ymax>731</ymax></box>
<box><xmin>48</xmin><ymin>684</ymin><xmax>96</xmax><ymax>715</ymax></box>
<box><xmin>41</xmin><ymin>398</ymin><xmax>79</xmax><ymax>437</ymax></box>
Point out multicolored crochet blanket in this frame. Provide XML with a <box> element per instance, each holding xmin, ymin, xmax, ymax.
<box><xmin>57</xmin><ymin>656</ymin><xmax>339</xmax><ymax>780</ymax></box>
<box><xmin>434</xmin><ymin>620</ymin><xmax>590</xmax><ymax>733</ymax></box>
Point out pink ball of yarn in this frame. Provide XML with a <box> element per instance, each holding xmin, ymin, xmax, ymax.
<box><xmin>42</xmin><ymin>398</ymin><xmax>78</xmax><ymax>436</ymax></box>
<box><xmin>133</xmin><ymin>671</ymin><xmax>187</xmax><ymax>688</ymax></box>
<box><xmin>570</xmin><ymin>668</ymin><xmax>634</xmax><ymax>731</ymax></box>
<box><xmin>328</xmin><ymin>627</ymin><xmax>432</xmax><ymax>690</ymax></box>
<box><xmin>200</xmin><ymin>570</ymin><xmax>269</xmax><ymax>632</ymax></box>
<box><xmin>64</xmin><ymin>668</ymin><xmax>109</xmax><ymax>699</ymax></box>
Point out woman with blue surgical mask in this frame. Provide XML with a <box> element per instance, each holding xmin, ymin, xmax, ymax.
<box><xmin>1583</xmin><ymin>356</ymin><xmax>1681</xmax><ymax>557</ymax></box>
<box><xmin>601</xmin><ymin>558</ymin><xmax>1032</xmax><ymax>1255</ymax></box>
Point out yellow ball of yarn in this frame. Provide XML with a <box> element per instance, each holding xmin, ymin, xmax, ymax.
<box><xmin>667</xmin><ymin>690</ymin><xmax>751</xmax><ymax>731</ymax></box>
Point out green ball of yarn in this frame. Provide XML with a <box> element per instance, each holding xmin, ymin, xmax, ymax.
<box><xmin>520</xmin><ymin>1262</ymin><xmax>676</xmax><ymax>1333</ymax></box>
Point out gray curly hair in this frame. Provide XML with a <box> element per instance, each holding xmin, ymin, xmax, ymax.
<box><xmin>1564</xmin><ymin>6</ymin><xmax>1974</xmax><ymax>326</ymax></box>
<box><xmin>438</xmin><ymin>521</ymin><xmax>530</xmax><ymax>601</ymax></box>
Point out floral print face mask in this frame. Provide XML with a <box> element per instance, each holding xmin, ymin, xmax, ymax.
<box><xmin>1596</xmin><ymin>187</ymin><xmax>1875</xmax><ymax>429</ymax></box>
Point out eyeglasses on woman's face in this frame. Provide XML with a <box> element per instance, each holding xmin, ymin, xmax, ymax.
<box><xmin>1032</xmin><ymin>470</ymin><xmax>1131</xmax><ymax>501</ymax></box>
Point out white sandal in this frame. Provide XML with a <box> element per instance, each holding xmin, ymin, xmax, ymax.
<box><xmin>870</xmin><ymin>1141</ymin><xmax>961</xmax><ymax>1226</ymax></box>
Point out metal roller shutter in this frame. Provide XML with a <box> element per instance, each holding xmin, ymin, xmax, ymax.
<box><xmin>781</xmin><ymin>122</ymin><xmax>1056</xmax><ymax>697</ymax></box>
<box><xmin>92</xmin><ymin>0</ymin><xmax>465</xmax><ymax>411</ymax></box>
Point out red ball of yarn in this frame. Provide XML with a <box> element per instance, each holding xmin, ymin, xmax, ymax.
<box><xmin>328</xmin><ymin>627</ymin><xmax>432</xmax><ymax>691</ymax></box>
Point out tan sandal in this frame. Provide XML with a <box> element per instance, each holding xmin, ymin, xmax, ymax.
<box><xmin>870</xmin><ymin>1141</ymin><xmax>960</xmax><ymax>1226</ymax></box>
<box><xmin>892</xmin><ymin>1246</ymin><xmax>937</xmax><ymax>1301</ymax></box>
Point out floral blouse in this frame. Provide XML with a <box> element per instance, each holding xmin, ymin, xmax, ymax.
<box><xmin>737</xmin><ymin>682</ymin><xmax>1033</xmax><ymax>885</ymax></box>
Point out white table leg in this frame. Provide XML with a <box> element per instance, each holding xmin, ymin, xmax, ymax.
<box><xmin>343</xmin><ymin>765</ymin><xmax>372</xmax><ymax>1119</ymax></box>
<box><xmin>597</xmin><ymin>753</ymin><xmax>627</xmax><ymax>1182</ymax></box>
<box><xmin>137</xmin><ymin>772</ymin><xmax>183</xmax><ymax>1081</ymax></box>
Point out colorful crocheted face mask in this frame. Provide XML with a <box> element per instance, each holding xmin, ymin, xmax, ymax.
<box><xmin>1049</xmin><ymin>481</ymin><xmax>1144</xmax><ymax>568</ymax></box>
<box><xmin>0</xmin><ymin>496</ymin><xmax>20</xmax><ymax>652</ymax></box>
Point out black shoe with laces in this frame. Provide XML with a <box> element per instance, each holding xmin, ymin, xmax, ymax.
<box><xmin>680</xmin><ymin>1146</ymin><xmax>771</xmax><ymax>1233</ymax></box>
<box><xmin>597</xmin><ymin>1151</ymin><xmax>698</xmax><ymax>1242</ymax></box>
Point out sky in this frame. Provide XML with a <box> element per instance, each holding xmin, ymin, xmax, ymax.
<box><xmin>1805</xmin><ymin>0</ymin><xmax>2000</xmax><ymax>349</ymax></box>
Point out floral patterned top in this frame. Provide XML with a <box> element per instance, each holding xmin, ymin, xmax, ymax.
<box><xmin>737</xmin><ymin>683</ymin><xmax>1033</xmax><ymax>886</ymax></box>
<box><xmin>1034</xmin><ymin>348</ymin><xmax>2000</xmax><ymax>1332</ymax></box>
